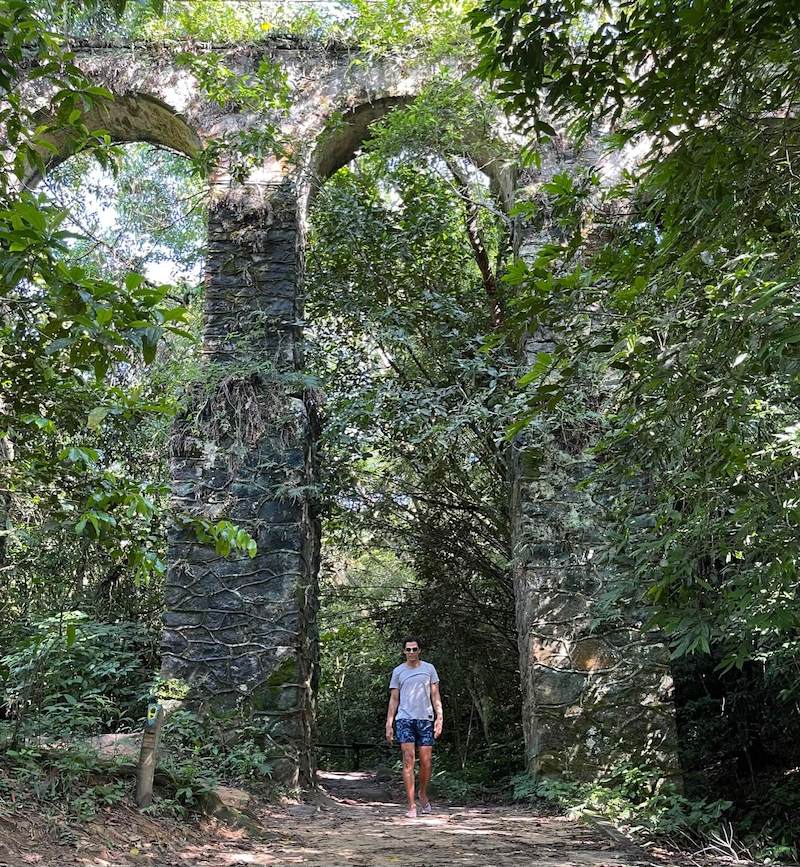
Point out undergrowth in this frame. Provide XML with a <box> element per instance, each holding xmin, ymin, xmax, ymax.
<box><xmin>511</xmin><ymin>766</ymin><xmax>798</xmax><ymax>863</ymax></box>
<box><xmin>0</xmin><ymin>745</ymin><xmax>134</xmax><ymax>821</ymax></box>
<box><xmin>159</xmin><ymin>709</ymin><xmax>278</xmax><ymax>793</ymax></box>
<box><xmin>0</xmin><ymin>712</ymin><xmax>282</xmax><ymax>823</ymax></box>
<box><xmin>0</xmin><ymin>618</ymin><xmax>280</xmax><ymax>821</ymax></box>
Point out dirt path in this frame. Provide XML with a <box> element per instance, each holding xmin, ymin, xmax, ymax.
<box><xmin>0</xmin><ymin>770</ymin><xmax>728</xmax><ymax>867</ymax></box>
<box><xmin>248</xmin><ymin>770</ymin><xmax>663</xmax><ymax>867</ymax></box>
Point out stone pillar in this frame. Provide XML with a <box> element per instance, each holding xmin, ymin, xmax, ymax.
<box><xmin>510</xmin><ymin>146</ymin><xmax>680</xmax><ymax>783</ymax></box>
<box><xmin>163</xmin><ymin>161</ymin><xmax>319</xmax><ymax>786</ymax></box>
<box><xmin>510</xmin><ymin>400</ymin><xmax>679</xmax><ymax>781</ymax></box>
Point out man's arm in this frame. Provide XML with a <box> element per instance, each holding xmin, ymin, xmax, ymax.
<box><xmin>386</xmin><ymin>688</ymin><xmax>399</xmax><ymax>744</ymax></box>
<box><xmin>431</xmin><ymin>682</ymin><xmax>443</xmax><ymax>738</ymax></box>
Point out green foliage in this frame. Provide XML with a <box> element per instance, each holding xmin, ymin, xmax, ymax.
<box><xmin>160</xmin><ymin>709</ymin><xmax>277</xmax><ymax>792</ymax></box>
<box><xmin>468</xmin><ymin>0</ymin><xmax>800</xmax><ymax>142</ymax></box>
<box><xmin>0</xmin><ymin>5</ymin><xmax>201</xmax><ymax>612</ymax></box>
<box><xmin>136</xmin><ymin>0</ymin><xmax>474</xmax><ymax>54</ymax></box>
<box><xmin>124</xmin><ymin>0</ymin><xmax>331</xmax><ymax>42</ymax></box>
<box><xmin>186</xmin><ymin>517</ymin><xmax>258</xmax><ymax>559</ymax></box>
<box><xmin>33</xmin><ymin>0</ymin><xmax>477</xmax><ymax>56</ymax></box>
<box><xmin>360</xmin><ymin>75</ymin><xmax>505</xmax><ymax>168</ymax></box>
<box><xmin>42</xmin><ymin>144</ymin><xmax>205</xmax><ymax>283</ymax></box>
<box><xmin>341</xmin><ymin>0</ymin><xmax>475</xmax><ymax>57</ymax></box>
<box><xmin>316</xmin><ymin>550</ymin><xmax>406</xmax><ymax>750</ymax></box>
<box><xmin>467</xmin><ymin>0</ymin><xmax>800</xmax><ymax>673</ymax></box>
<box><xmin>135</xmin><ymin>0</ymin><xmax>263</xmax><ymax>41</ymax></box>
<box><xmin>427</xmin><ymin>739</ymin><xmax>525</xmax><ymax>799</ymax></box>
<box><xmin>308</xmin><ymin>82</ymin><xmax>525</xmax><ymax>765</ymax></box>
<box><xmin>177</xmin><ymin>53</ymin><xmax>289</xmax><ymax>115</ymax></box>
<box><xmin>672</xmin><ymin>653</ymin><xmax>800</xmax><ymax>862</ymax></box>
<box><xmin>0</xmin><ymin>614</ymin><xmax>156</xmax><ymax>739</ymax></box>
<box><xmin>497</xmin><ymin>165</ymin><xmax>800</xmax><ymax>675</ymax></box>
<box><xmin>174</xmin><ymin>50</ymin><xmax>290</xmax><ymax>181</ymax></box>
<box><xmin>512</xmin><ymin>768</ymin><xmax>732</xmax><ymax>837</ymax></box>
<box><xmin>430</xmin><ymin>768</ymin><xmax>475</xmax><ymax>801</ymax></box>
<box><xmin>0</xmin><ymin>743</ymin><xmax>133</xmax><ymax>819</ymax></box>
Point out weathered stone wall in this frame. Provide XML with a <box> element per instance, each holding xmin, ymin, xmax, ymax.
<box><xmin>509</xmin><ymin>140</ymin><xmax>680</xmax><ymax>782</ymax></box>
<box><xmin>163</xmin><ymin>162</ymin><xmax>320</xmax><ymax>784</ymax></box>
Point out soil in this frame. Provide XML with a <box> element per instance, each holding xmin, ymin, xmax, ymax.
<box><xmin>0</xmin><ymin>770</ymin><xmax>744</xmax><ymax>867</ymax></box>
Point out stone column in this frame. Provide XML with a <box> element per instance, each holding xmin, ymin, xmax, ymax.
<box><xmin>163</xmin><ymin>160</ymin><xmax>319</xmax><ymax>786</ymax></box>
<box><xmin>510</xmin><ymin>145</ymin><xmax>680</xmax><ymax>783</ymax></box>
<box><xmin>510</xmin><ymin>406</ymin><xmax>679</xmax><ymax>781</ymax></box>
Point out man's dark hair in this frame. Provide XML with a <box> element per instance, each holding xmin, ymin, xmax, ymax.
<box><xmin>402</xmin><ymin>636</ymin><xmax>422</xmax><ymax>649</ymax></box>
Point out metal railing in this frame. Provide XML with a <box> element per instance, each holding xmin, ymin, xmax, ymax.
<box><xmin>314</xmin><ymin>741</ymin><xmax>390</xmax><ymax>770</ymax></box>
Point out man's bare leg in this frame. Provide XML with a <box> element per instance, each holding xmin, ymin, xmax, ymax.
<box><xmin>401</xmin><ymin>743</ymin><xmax>417</xmax><ymax>816</ymax></box>
<box><xmin>418</xmin><ymin>746</ymin><xmax>433</xmax><ymax>809</ymax></box>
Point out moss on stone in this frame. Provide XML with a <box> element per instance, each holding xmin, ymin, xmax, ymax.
<box><xmin>250</xmin><ymin>656</ymin><xmax>299</xmax><ymax>712</ymax></box>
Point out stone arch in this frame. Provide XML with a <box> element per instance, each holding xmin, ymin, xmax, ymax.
<box><xmin>303</xmin><ymin>93</ymin><xmax>516</xmax><ymax>218</ymax></box>
<box><xmin>26</xmin><ymin>91</ymin><xmax>201</xmax><ymax>186</ymax></box>
<box><xmin>305</xmin><ymin>95</ymin><xmax>412</xmax><ymax>204</ymax></box>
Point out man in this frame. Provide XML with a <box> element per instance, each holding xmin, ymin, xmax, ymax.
<box><xmin>385</xmin><ymin>636</ymin><xmax>443</xmax><ymax>818</ymax></box>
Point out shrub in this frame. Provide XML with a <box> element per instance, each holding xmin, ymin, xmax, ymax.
<box><xmin>512</xmin><ymin>767</ymin><xmax>732</xmax><ymax>837</ymax></box>
<box><xmin>0</xmin><ymin>744</ymin><xmax>133</xmax><ymax>819</ymax></box>
<box><xmin>160</xmin><ymin>709</ymin><xmax>277</xmax><ymax>791</ymax></box>
<box><xmin>0</xmin><ymin>613</ymin><xmax>157</xmax><ymax>739</ymax></box>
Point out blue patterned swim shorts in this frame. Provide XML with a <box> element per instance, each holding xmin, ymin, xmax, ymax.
<box><xmin>396</xmin><ymin>718</ymin><xmax>435</xmax><ymax>747</ymax></box>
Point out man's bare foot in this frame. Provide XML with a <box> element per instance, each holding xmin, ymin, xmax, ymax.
<box><xmin>405</xmin><ymin>806</ymin><xmax>417</xmax><ymax>819</ymax></box>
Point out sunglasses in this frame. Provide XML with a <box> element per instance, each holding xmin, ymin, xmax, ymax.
<box><xmin>404</xmin><ymin>647</ymin><xmax>420</xmax><ymax>652</ymax></box>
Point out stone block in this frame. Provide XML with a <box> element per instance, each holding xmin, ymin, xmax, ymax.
<box><xmin>531</xmin><ymin>667</ymin><xmax>586</xmax><ymax>706</ymax></box>
<box><xmin>570</xmin><ymin>638</ymin><xmax>618</xmax><ymax>672</ymax></box>
<box><xmin>529</xmin><ymin>636</ymin><xmax>570</xmax><ymax>669</ymax></box>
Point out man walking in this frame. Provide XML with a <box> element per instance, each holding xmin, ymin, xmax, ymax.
<box><xmin>385</xmin><ymin>637</ymin><xmax>443</xmax><ymax>818</ymax></box>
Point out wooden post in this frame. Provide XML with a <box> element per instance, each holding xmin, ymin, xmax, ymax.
<box><xmin>136</xmin><ymin>699</ymin><xmax>164</xmax><ymax>808</ymax></box>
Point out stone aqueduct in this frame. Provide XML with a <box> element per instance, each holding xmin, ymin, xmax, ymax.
<box><xmin>35</xmin><ymin>39</ymin><xmax>679</xmax><ymax>786</ymax></box>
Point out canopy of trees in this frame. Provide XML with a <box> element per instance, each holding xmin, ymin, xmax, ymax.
<box><xmin>2</xmin><ymin>0</ymin><xmax>799</xmax><ymax>859</ymax></box>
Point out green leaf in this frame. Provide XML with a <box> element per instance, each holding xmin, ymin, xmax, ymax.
<box><xmin>140</xmin><ymin>326</ymin><xmax>162</xmax><ymax>364</ymax></box>
<box><xmin>21</xmin><ymin>414</ymin><xmax>54</xmax><ymax>431</ymax></box>
<box><xmin>125</xmin><ymin>272</ymin><xmax>143</xmax><ymax>292</ymax></box>
<box><xmin>94</xmin><ymin>357</ymin><xmax>109</xmax><ymax>383</ymax></box>
<box><xmin>517</xmin><ymin>352</ymin><xmax>553</xmax><ymax>387</ymax></box>
<box><xmin>534</xmin><ymin>119</ymin><xmax>557</xmax><ymax>138</ymax></box>
<box><xmin>87</xmin><ymin>406</ymin><xmax>110</xmax><ymax>430</ymax></box>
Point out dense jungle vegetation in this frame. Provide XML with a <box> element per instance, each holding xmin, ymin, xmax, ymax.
<box><xmin>2</xmin><ymin>0</ymin><xmax>800</xmax><ymax>861</ymax></box>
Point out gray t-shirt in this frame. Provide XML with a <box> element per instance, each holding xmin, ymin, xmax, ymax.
<box><xmin>389</xmin><ymin>661</ymin><xmax>439</xmax><ymax>721</ymax></box>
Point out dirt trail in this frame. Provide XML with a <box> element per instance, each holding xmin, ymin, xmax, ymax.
<box><xmin>252</xmin><ymin>770</ymin><xmax>661</xmax><ymax>867</ymax></box>
<box><xmin>1</xmin><ymin>770</ymin><xmax>727</xmax><ymax>867</ymax></box>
